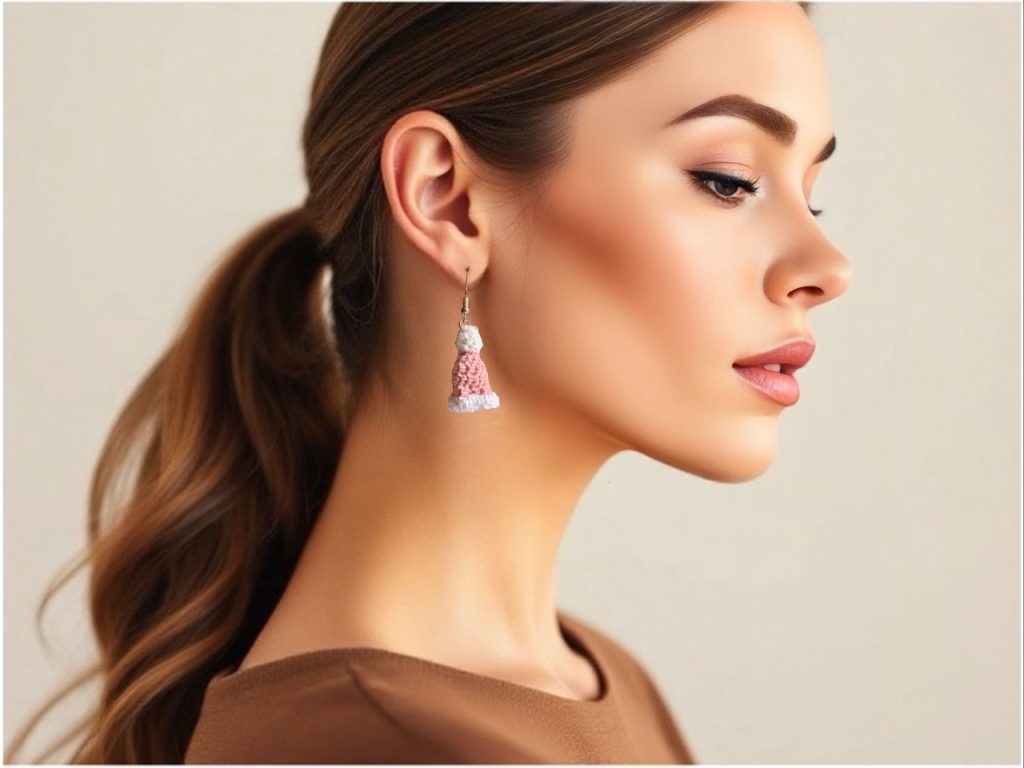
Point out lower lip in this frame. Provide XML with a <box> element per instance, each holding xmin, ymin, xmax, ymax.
<box><xmin>732</xmin><ymin>365</ymin><xmax>800</xmax><ymax>406</ymax></box>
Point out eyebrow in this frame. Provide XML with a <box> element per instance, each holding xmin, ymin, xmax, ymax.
<box><xmin>666</xmin><ymin>93</ymin><xmax>836</xmax><ymax>164</ymax></box>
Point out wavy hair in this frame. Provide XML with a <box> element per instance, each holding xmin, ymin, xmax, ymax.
<box><xmin>5</xmin><ymin>2</ymin><xmax>812</xmax><ymax>762</ymax></box>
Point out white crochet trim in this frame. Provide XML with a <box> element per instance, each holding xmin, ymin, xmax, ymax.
<box><xmin>455</xmin><ymin>324</ymin><xmax>484</xmax><ymax>352</ymax></box>
<box><xmin>448</xmin><ymin>392</ymin><xmax>500</xmax><ymax>412</ymax></box>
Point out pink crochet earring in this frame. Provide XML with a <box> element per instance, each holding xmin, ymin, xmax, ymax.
<box><xmin>448</xmin><ymin>267</ymin><xmax>500</xmax><ymax>413</ymax></box>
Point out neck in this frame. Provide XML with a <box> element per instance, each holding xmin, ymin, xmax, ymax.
<box><xmin>273</xmin><ymin>371</ymin><xmax>619</xmax><ymax>680</ymax></box>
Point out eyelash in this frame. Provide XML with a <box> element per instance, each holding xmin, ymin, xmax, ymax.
<box><xmin>686</xmin><ymin>170</ymin><xmax>824</xmax><ymax>217</ymax></box>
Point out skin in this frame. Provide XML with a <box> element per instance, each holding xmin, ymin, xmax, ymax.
<box><xmin>241</xmin><ymin>2</ymin><xmax>852</xmax><ymax>701</ymax></box>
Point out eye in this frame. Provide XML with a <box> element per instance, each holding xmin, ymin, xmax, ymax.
<box><xmin>686</xmin><ymin>170</ymin><xmax>760</xmax><ymax>207</ymax></box>
<box><xmin>687</xmin><ymin>169</ymin><xmax>825</xmax><ymax>217</ymax></box>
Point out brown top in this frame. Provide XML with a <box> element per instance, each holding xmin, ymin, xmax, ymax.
<box><xmin>184</xmin><ymin>609</ymin><xmax>696</xmax><ymax>764</ymax></box>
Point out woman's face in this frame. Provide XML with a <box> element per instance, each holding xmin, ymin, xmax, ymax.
<box><xmin>484</xmin><ymin>2</ymin><xmax>852</xmax><ymax>482</ymax></box>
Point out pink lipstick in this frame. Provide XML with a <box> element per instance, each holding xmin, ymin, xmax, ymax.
<box><xmin>732</xmin><ymin>338</ymin><xmax>815</xmax><ymax>406</ymax></box>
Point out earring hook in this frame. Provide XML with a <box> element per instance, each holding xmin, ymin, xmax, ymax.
<box><xmin>459</xmin><ymin>267</ymin><xmax>470</xmax><ymax>329</ymax></box>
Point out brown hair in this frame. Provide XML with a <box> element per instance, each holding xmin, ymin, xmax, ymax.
<box><xmin>2</xmin><ymin>2</ymin><xmax>822</xmax><ymax>762</ymax></box>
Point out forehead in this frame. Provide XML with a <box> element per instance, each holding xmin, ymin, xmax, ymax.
<box><xmin>569</xmin><ymin>3</ymin><xmax>832</xmax><ymax>150</ymax></box>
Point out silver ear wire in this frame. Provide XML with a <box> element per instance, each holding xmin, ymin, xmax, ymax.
<box><xmin>459</xmin><ymin>267</ymin><xmax>470</xmax><ymax>329</ymax></box>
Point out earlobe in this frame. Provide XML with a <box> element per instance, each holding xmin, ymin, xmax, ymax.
<box><xmin>379</xmin><ymin>109</ymin><xmax>491</xmax><ymax>286</ymax></box>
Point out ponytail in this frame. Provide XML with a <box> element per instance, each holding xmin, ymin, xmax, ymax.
<box><xmin>6</xmin><ymin>206</ymin><xmax>346</xmax><ymax>763</ymax></box>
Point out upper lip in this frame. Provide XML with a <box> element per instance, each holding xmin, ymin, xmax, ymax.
<box><xmin>733</xmin><ymin>337</ymin><xmax>816</xmax><ymax>374</ymax></box>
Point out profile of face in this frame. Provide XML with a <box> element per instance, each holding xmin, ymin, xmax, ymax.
<box><xmin>383</xmin><ymin>3</ymin><xmax>852</xmax><ymax>484</ymax></box>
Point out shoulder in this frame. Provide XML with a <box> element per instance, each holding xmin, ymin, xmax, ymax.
<box><xmin>183</xmin><ymin>651</ymin><xmax>457</xmax><ymax>764</ymax></box>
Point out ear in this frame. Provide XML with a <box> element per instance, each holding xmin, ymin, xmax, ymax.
<box><xmin>379</xmin><ymin>109</ymin><xmax>492</xmax><ymax>287</ymax></box>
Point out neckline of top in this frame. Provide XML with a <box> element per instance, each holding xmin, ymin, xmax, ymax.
<box><xmin>207</xmin><ymin>609</ymin><xmax>612</xmax><ymax>707</ymax></box>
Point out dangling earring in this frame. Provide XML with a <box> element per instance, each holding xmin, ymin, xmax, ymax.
<box><xmin>447</xmin><ymin>267</ymin><xmax>500</xmax><ymax>413</ymax></box>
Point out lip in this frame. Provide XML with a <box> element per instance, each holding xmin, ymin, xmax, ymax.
<box><xmin>732</xmin><ymin>338</ymin><xmax>816</xmax><ymax>374</ymax></box>
<box><xmin>732</xmin><ymin>337</ymin><xmax>816</xmax><ymax>406</ymax></box>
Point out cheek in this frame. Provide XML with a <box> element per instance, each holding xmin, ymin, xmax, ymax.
<box><xmin>488</xmin><ymin>154</ymin><xmax>779</xmax><ymax>478</ymax></box>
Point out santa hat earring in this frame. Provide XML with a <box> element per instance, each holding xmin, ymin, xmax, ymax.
<box><xmin>447</xmin><ymin>267</ymin><xmax>500</xmax><ymax>413</ymax></box>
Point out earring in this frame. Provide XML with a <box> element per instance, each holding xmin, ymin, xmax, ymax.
<box><xmin>447</xmin><ymin>267</ymin><xmax>500</xmax><ymax>413</ymax></box>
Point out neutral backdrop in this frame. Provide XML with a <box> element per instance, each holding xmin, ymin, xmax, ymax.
<box><xmin>4</xmin><ymin>2</ymin><xmax>1020</xmax><ymax>763</ymax></box>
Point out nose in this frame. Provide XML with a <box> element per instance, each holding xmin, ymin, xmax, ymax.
<box><xmin>790</xmin><ymin>244</ymin><xmax>852</xmax><ymax>306</ymax></box>
<box><xmin>767</xmin><ymin>217</ymin><xmax>853</xmax><ymax>310</ymax></box>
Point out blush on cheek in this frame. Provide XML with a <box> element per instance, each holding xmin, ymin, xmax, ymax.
<box><xmin>530</xmin><ymin>167</ymin><xmax>658</xmax><ymax>306</ymax></box>
<box><xmin>495</xmin><ymin>195</ymin><xmax>651</xmax><ymax>410</ymax></box>
<box><xmin>505</xmin><ymin>179</ymin><xmax>681</xmax><ymax>419</ymax></box>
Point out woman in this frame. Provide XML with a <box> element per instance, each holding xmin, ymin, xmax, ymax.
<box><xmin>6</xmin><ymin>1</ymin><xmax>851</xmax><ymax>763</ymax></box>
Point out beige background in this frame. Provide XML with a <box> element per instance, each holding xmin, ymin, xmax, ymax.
<box><xmin>4</xmin><ymin>2</ymin><xmax>1020</xmax><ymax>763</ymax></box>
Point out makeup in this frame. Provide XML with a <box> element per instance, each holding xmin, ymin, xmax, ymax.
<box><xmin>732</xmin><ymin>365</ymin><xmax>800</xmax><ymax>406</ymax></box>
<box><xmin>732</xmin><ymin>338</ymin><xmax>815</xmax><ymax>406</ymax></box>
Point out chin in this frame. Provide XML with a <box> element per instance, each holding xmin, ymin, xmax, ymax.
<box><xmin>698</xmin><ymin>454</ymin><xmax>775</xmax><ymax>484</ymax></box>
<box><xmin>713</xmin><ymin>431</ymin><xmax>780</xmax><ymax>483</ymax></box>
<box><xmin>643</xmin><ymin>418</ymin><xmax>780</xmax><ymax>484</ymax></box>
